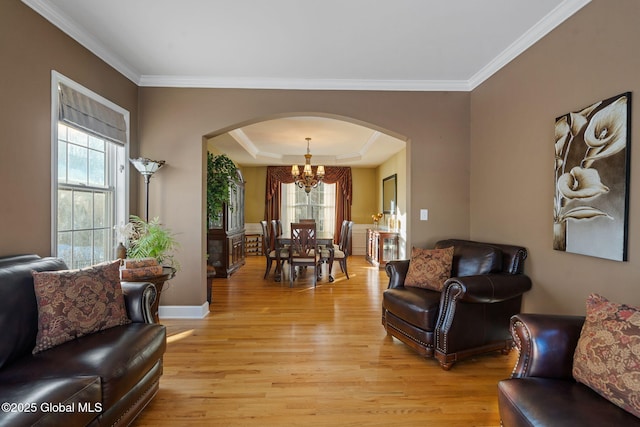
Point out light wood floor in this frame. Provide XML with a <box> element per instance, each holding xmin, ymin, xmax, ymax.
<box><xmin>133</xmin><ymin>256</ymin><xmax>516</xmax><ymax>427</ymax></box>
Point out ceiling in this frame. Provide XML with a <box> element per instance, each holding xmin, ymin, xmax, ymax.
<box><xmin>24</xmin><ymin>0</ymin><xmax>590</xmax><ymax>166</ymax></box>
<box><xmin>208</xmin><ymin>116</ymin><xmax>407</xmax><ymax>167</ymax></box>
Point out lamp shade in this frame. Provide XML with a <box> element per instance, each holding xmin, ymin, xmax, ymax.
<box><xmin>130</xmin><ymin>157</ymin><xmax>165</xmax><ymax>176</ymax></box>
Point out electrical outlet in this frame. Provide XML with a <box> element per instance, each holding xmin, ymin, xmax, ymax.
<box><xmin>420</xmin><ymin>209</ymin><xmax>429</xmax><ymax>221</ymax></box>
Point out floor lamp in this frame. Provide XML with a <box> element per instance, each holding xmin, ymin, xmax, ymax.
<box><xmin>129</xmin><ymin>157</ymin><xmax>166</xmax><ymax>221</ymax></box>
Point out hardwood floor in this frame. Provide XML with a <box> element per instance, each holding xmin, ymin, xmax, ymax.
<box><xmin>133</xmin><ymin>256</ymin><xmax>516</xmax><ymax>426</ymax></box>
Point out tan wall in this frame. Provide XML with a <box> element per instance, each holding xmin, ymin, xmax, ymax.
<box><xmin>240</xmin><ymin>166</ymin><xmax>267</xmax><ymax>223</ymax></box>
<box><xmin>0</xmin><ymin>2</ymin><xmax>139</xmax><ymax>257</ymax></box>
<box><xmin>470</xmin><ymin>0</ymin><xmax>640</xmax><ymax>314</ymax></box>
<box><xmin>139</xmin><ymin>89</ymin><xmax>470</xmax><ymax>306</ymax></box>
<box><xmin>349</xmin><ymin>168</ymin><xmax>378</xmax><ymax>224</ymax></box>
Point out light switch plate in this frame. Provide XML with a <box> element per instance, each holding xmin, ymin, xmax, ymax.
<box><xmin>420</xmin><ymin>209</ymin><xmax>429</xmax><ymax>221</ymax></box>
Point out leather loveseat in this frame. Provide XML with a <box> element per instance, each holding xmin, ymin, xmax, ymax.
<box><xmin>382</xmin><ymin>239</ymin><xmax>531</xmax><ymax>369</ymax></box>
<box><xmin>498</xmin><ymin>313</ymin><xmax>640</xmax><ymax>426</ymax></box>
<box><xmin>0</xmin><ymin>254</ymin><xmax>166</xmax><ymax>426</ymax></box>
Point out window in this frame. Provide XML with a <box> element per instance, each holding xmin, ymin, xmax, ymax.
<box><xmin>52</xmin><ymin>72</ymin><xmax>129</xmax><ymax>269</ymax></box>
<box><xmin>281</xmin><ymin>182</ymin><xmax>336</xmax><ymax>236</ymax></box>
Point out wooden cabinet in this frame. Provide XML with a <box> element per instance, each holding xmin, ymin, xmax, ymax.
<box><xmin>366</xmin><ymin>228</ymin><xmax>399</xmax><ymax>268</ymax></box>
<box><xmin>207</xmin><ymin>172</ymin><xmax>245</xmax><ymax>277</ymax></box>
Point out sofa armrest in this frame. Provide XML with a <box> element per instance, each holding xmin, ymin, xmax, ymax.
<box><xmin>385</xmin><ymin>260</ymin><xmax>410</xmax><ymax>288</ymax></box>
<box><xmin>121</xmin><ymin>281</ymin><xmax>157</xmax><ymax>324</ymax></box>
<box><xmin>443</xmin><ymin>274</ymin><xmax>532</xmax><ymax>303</ymax></box>
<box><xmin>510</xmin><ymin>313</ymin><xmax>585</xmax><ymax>380</ymax></box>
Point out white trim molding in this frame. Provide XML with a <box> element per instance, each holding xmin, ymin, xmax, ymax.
<box><xmin>159</xmin><ymin>303</ymin><xmax>210</xmax><ymax>319</ymax></box>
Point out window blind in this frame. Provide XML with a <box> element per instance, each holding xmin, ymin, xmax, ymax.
<box><xmin>58</xmin><ymin>83</ymin><xmax>127</xmax><ymax>145</ymax></box>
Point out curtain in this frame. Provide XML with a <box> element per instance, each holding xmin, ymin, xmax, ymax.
<box><xmin>265</xmin><ymin>166</ymin><xmax>352</xmax><ymax>241</ymax></box>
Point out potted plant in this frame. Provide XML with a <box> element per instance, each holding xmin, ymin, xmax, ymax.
<box><xmin>207</xmin><ymin>153</ymin><xmax>238</xmax><ymax>227</ymax></box>
<box><xmin>117</xmin><ymin>215</ymin><xmax>179</xmax><ymax>322</ymax></box>
<box><xmin>120</xmin><ymin>215</ymin><xmax>180</xmax><ymax>270</ymax></box>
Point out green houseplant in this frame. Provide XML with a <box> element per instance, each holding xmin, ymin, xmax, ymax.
<box><xmin>207</xmin><ymin>153</ymin><xmax>238</xmax><ymax>227</ymax></box>
<box><xmin>121</xmin><ymin>215</ymin><xmax>180</xmax><ymax>270</ymax></box>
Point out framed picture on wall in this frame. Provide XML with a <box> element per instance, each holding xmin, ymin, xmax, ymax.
<box><xmin>553</xmin><ymin>92</ymin><xmax>631</xmax><ymax>261</ymax></box>
<box><xmin>383</xmin><ymin>174</ymin><xmax>397</xmax><ymax>214</ymax></box>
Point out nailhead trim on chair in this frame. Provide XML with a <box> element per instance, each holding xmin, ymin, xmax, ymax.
<box><xmin>434</xmin><ymin>280</ymin><xmax>466</xmax><ymax>354</ymax></box>
<box><xmin>384</xmin><ymin>316</ymin><xmax>433</xmax><ymax>349</ymax></box>
<box><xmin>510</xmin><ymin>319</ymin><xmax>531</xmax><ymax>378</ymax></box>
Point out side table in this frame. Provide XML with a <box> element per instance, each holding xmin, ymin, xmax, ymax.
<box><xmin>124</xmin><ymin>266</ymin><xmax>175</xmax><ymax>323</ymax></box>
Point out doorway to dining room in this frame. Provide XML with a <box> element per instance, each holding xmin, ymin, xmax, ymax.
<box><xmin>204</xmin><ymin>113</ymin><xmax>408</xmax><ymax>276</ymax></box>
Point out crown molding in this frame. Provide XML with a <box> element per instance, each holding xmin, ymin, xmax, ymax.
<box><xmin>228</xmin><ymin>129</ymin><xmax>259</xmax><ymax>159</ymax></box>
<box><xmin>468</xmin><ymin>0</ymin><xmax>591</xmax><ymax>89</ymax></box>
<box><xmin>21</xmin><ymin>0</ymin><xmax>141</xmax><ymax>84</ymax></box>
<box><xmin>138</xmin><ymin>75</ymin><xmax>472</xmax><ymax>91</ymax></box>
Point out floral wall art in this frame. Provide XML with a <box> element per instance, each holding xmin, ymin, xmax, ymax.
<box><xmin>554</xmin><ymin>92</ymin><xmax>631</xmax><ymax>261</ymax></box>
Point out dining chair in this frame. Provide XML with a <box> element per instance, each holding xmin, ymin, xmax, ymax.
<box><xmin>271</xmin><ymin>219</ymin><xmax>284</xmax><ymax>240</ymax></box>
<box><xmin>299</xmin><ymin>219</ymin><xmax>315</xmax><ymax>223</ymax></box>
<box><xmin>260</xmin><ymin>220</ymin><xmax>287</xmax><ymax>279</ymax></box>
<box><xmin>332</xmin><ymin>220</ymin><xmax>353</xmax><ymax>279</ymax></box>
<box><xmin>288</xmin><ymin>222</ymin><xmax>320</xmax><ymax>287</ymax></box>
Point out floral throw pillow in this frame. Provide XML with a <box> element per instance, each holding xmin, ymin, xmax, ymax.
<box><xmin>32</xmin><ymin>260</ymin><xmax>131</xmax><ymax>354</ymax></box>
<box><xmin>573</xmin><ymin>293</ymin><xmax>640</xmax><ymax>418</ymax></box>
<box><xmin>404</xmin><ymin>246</ymin><xmax>454</xmax><ymax>291</ymax></box>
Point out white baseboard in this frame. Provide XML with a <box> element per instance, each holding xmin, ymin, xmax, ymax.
<box><xmin>159</xmin><ymin>302</ymin><xmax>210</xmax><ymax>319</ymax></box>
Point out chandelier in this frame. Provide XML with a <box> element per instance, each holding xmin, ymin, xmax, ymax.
<box><xmin>291</xmin><ymin>137</ymin><xmax>325</xmax><ymax>193</ymax></box>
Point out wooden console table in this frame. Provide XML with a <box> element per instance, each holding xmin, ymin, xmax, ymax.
<box><xmin>366</xmin><ymin>228</ymin><xmax>399</xmax><ymax>268</ymax></box>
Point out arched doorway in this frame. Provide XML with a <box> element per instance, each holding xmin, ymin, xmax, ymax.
<box><xmin>203</xmin><ymin>113</ymin><xmax>409</xmax><ymax>277</ymax></box>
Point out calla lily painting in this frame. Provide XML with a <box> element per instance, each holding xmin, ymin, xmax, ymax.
<box><xmin>554</xmin><ymin>92</ymin><xmax>631</xmax><ymax>261</ymax></box>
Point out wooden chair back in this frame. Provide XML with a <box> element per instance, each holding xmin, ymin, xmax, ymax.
<box><xmin>260</xmin><ymin>220</ymin><xmax>272</xmax><ymax>253</ymax></box>
<box><xmin>289</xmin><ymin>222</ymin><xmax>317</xmax><ymax>259</ymax></box>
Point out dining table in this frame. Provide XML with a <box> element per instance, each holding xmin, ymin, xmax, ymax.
<box><xmin>274</xmin><ymin>230</ymin><xmax>335</xmax><ymax>282</ymax></box>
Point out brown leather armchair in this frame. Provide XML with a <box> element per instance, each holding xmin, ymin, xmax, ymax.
<box><xmin>382</xmin><ymin>239</ymin><xmax>532</xmax><ymax>369</ymax></box>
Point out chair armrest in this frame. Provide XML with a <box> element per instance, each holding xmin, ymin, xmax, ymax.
<box><xmin>510</xmin><ymin>313</ymin><xmax>585</xmax><ymax>379</ymax></box>
<box><xmin>385</xmin><ymin>260</ymin><xmax>410</xmax><ymax>288</ymax></box>
<box><xmin>121</xmin><ymin>281</ymin><xmax>157</xmax><ymax>324</ymax></box>
<box><xmin>443</xmin><ymin>274</ymin><xmax>532</xmax><ymax>303</ymax></box>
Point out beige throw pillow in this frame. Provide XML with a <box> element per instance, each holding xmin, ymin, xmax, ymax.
<box><xmin>32</xmin><ymin>260</ymin><xmax>131</xmax><ymax>354</ymax></box>
<box><xmin>404</xmin><ymin>246</ymin><xmax>454</xmax><ymax>291</ymax></box>
<box><xmin>573</xmin><ymin>293</ymin><xmax>640</xmax><ymax>418</ymax></box>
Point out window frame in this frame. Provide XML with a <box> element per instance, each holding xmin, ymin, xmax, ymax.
<box><xmin>281</xmin><ymin>182</ymin><xmax>336</xmax><ymax>236</ymax></box>
<box><xmin>51</xmin><ymin>71</ymin><xmax>130</xmax><ymax>265</ymax></box>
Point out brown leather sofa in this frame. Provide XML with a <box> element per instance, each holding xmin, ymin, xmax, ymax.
<box><xmin>0</xmin><ymin>254</ymin><xmax>166</xmax><ymax>426</ymax></box>
<box><xmin>382</xmin><ymin>239</ymin><xmax>531</xmax><ymax>369</ymax></box>
<box><xmin>498</xmin><ymin>313</ymin><xmax>640</xmax><ymax>426</ymax></box>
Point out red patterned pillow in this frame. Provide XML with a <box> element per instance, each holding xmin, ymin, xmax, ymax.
<box><xmin>404</xmin><ymin>246</ymin><xmax>454</xmax><ymax>291</ymax></box>
<box><xmin>573</xmin><ymin>293</ymin><xmax>640</xmax><ymax>418</ymax></box>
<box><xmin>32</xmin><ymin>260</ymin><xmax>131</xmax><ymax>354</ymax></box>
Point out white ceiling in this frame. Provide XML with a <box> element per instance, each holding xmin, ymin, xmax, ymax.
<box><xmin>23</xmin><ymin>0</ymin><xmax>591</xmax><ymax>166</ymax></box>
<box><xmin>209</xmin><ymin>116</ymin><xmax>407</xmax><ymax>167</ymax></box>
